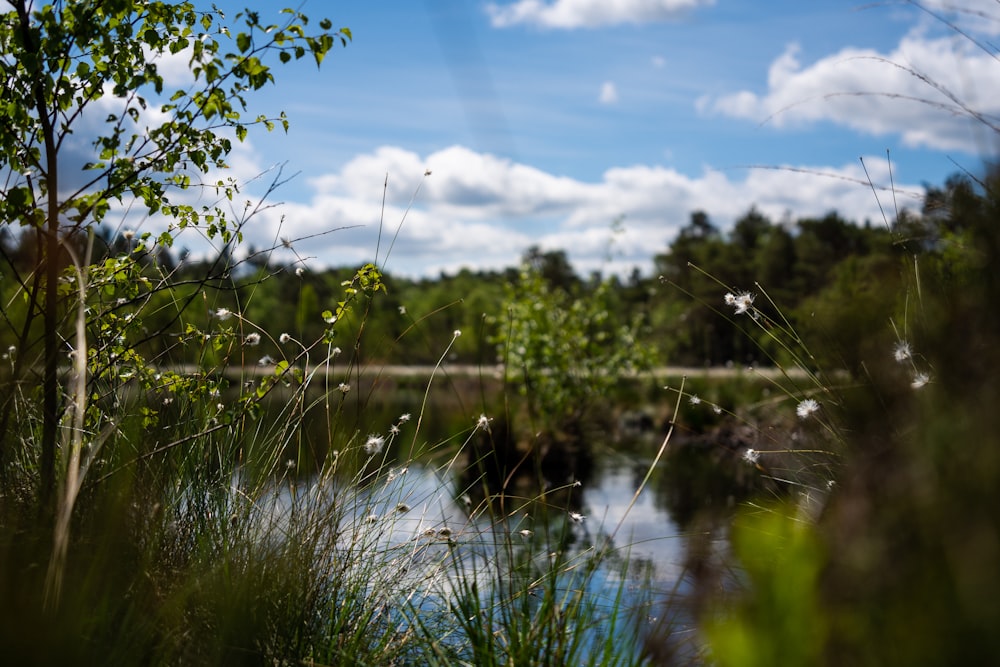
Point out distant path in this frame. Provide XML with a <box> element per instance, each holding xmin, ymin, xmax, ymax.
<box><xmin>364</xmin><ymin>365</ymin><xmax>802</xmax><ymax>379</ymax></box>
<box><xmin>175</xmin><ymin>364</ymin><xmax>805</xmax><ymax>380</ymax></box>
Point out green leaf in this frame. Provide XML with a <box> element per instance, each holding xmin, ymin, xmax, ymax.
<box><xmin>5</xmin><ymin>186</ymin><xmax>34</xmax><ymax>214</ymax></box>
<box><xmin>236</xmin><ymin>31</ymin><xmax>251</xmax><ymax>53</ymax></box>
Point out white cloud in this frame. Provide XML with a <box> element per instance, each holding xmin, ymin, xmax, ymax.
<box><xmin>225</xmin><ymin>145</ymin><xmax>923</xmax><ymax>279</ymax></box>
<box><xmin>700</xmin><ymin>29</ymin><xmax>1000</xmax><ymax>154</ymax></box>
<box><xmin>486</xmin><ymin>0</ymin><xmax>715</xmax><ymax>29</ymax></box>
<box><xmin>599</xmin><ymin>81</ymin><xmax>619</xmax><ymax>104</ymax></box>
<box><xmin>309</xmin><ymin>146</ymin><xmax>426</xmax><ymax>203</ymax></box>
<box><xmin>145</xmin><ymin>44</ymin><xmax>198</xmax><ymax>89</ymax></box>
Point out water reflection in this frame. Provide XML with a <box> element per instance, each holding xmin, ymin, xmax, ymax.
<box><xmin>581</xmin><ymin>451</ymin><xmax>687</xmax><ymax>583</ymax></box>
<box><xmin>256</xmin><ymin>381</ymin><xmax>742</xmax><ymax>660</ymax></box>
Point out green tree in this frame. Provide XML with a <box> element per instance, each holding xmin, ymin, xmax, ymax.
<box><xmin>522</xmin><ymin>245</ymin><xmax>581</xmax><ymax>293</ymax></box>
<box><xmin>792</xmin><ymin>212</ymin><xmax>869</xmax><ymax>294</ymax></box>
<box><xmin>0</xmin><ymin>0</ymin><xmax>348</xmax><ymax>503</ymax></box>
<box><xmin>493</xmin><ymin>262</ymin><xmax>655</xmax><ymax>435</ymax></box>
<box><xmin>753</xmin><ymin>223</ymin><xmax>796</xmax><ymax>300</ymax></box>
<box><xmin>655</xmin><ymin>211</ymin><xmax>759</xmax><ymax>365</ymax></box>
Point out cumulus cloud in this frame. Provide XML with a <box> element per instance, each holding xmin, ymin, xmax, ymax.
<box><xmin>699</xmin><ymin>29</ymin><xmax>1000</xmax><ymax>154</ymax></box>
<box><xmin>220</xmin><ymin>145</ymin><xmax>923</xmax><ymax>279</ymax></box>
<box><xmin>486</xmin><ymin>0</ymin><xmax>715</xmax><ymax>29</ymax></box>
<box><xmin>599</xmin><ymin>81</ymin><xmax>619</xmax><ymax>104</ymax></box>
<box><xmin>144</xmin><ymin>44</ymin><xmax>199</xmax><ymax>89</ymax></box>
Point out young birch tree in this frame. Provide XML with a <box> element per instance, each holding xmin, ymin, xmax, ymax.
<box><xmin>0</xmin><ymin>0</ymin><xmax>348</xmax><ymax>507</ymax></box>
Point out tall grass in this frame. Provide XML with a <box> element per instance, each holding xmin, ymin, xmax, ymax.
<box><xmin>0</xmin><ymin>180</ymin><xmax>673</xmax><ymax>666</ymax></box>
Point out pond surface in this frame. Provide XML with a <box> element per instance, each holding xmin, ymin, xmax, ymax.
<box><xmin>258</xmin><ymin>376</ymin><xmax>739</xmax><ymax>659</ymax></box>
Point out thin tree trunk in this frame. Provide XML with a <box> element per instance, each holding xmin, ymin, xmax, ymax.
<box><xmin>39</xmin><ymin>144</ymin><xmax>59</xmax><ymax>510</ymax></box>
<box><xmin>17</xmin><ymin>0</ymin><xmax>60</xmax><ymax>508</ymax></box>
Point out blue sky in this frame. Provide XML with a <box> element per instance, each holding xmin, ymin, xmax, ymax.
<box><xmin>134</xmin><ymin>0</ymin><xmax>998</xmax><ymax>277</ymax></box>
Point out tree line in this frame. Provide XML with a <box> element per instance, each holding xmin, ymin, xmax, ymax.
<box><xmin>0</xmin><ymin>174</ymin><xmax>970</xmax><ymax>374</ymax></box>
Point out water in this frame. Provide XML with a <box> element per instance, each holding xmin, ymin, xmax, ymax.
<box><xmin>254</xmin><ymin>380</ymin><xmax>734</xmax><ymax>660</ymax></box>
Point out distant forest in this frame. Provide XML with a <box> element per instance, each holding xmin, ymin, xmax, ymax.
<box><xmin>0</xmin><ymin>174</ymin><xmax>972</xmax><ymax>372</ymax></box>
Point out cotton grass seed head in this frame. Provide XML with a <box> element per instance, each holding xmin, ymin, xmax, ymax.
<box><xmin>797</xmin><ymin>398</ymin><xmax>820</xmax><ymax>419</ymax></box>
<box><xmin>243</xmin><ymin>332</ymin><xmax>260</xmax><ymax>346</ymax></box>
<box><xmin>364</xmin><ymin>434</ymin><xmax>385</xmax><ymax>455</ymax></box>
<box><xmin>893</xmin><ymin>340</ymin><xmax>912</xmax><ymax>363</ymax></box>
<box><xmin>724</xmin><ymin>291</ymin><xmax>755</xmax><ymax>316</ymax></box>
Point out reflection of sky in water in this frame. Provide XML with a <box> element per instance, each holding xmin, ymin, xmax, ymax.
<box><xmin>580</xmin><ymin>450</ymin><xmax>686</xmax><ymax>583</ymax></box>
<box><xmin>257</xmin><ymin>443</ymin><xmax>709</xmax><ymax>659</ymax></box>
<box><xmin>258</xmin><ymin>438</ymin><xmax>702</xmax><ymax>591</ymax></box>
<box><xmin>331</xmin><ymin>451</ymin><xmax>688</xmax><ymax>585</ymax></box>
<box><xmin>287</xmin><ymin>447</ymin><xmax>695</xmax><ymax>593</ymax></box>
<box><xmin>355</xmin><ymin>459</ymin><xmax>677</xmax><ymax>659</ymax></box>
